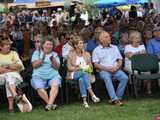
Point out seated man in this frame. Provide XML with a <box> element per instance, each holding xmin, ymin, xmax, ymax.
<box><xmin>147</xmin><ymin>27</ymin><xmax>160</xmax><ymax>57</ymax></box>
<box><xmin>147</xmin><ymin>27</ymin><xmax>160</xmax><ymax>86</ymax></box>
<box><xmin>92</xmin><ymin>31</ymin><xmax>128</xmax><ymax>105</ymax></box>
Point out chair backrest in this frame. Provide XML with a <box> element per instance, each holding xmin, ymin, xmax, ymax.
<box><xmin>131</xmin><ymin>54</ymin><xmax>159</xmax><ymax>72</ymax></box>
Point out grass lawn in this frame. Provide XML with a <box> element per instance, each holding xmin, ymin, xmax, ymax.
<box><xmin>0</xmin><ymin>98</ymin><xmax>160</xmax><ymax>120</ymax></box>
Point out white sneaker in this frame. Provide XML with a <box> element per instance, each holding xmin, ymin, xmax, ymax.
<box><xmin>91</xmin><ymin>95</ymin><xmax>100</xmax><ymax>103</ymax></box>
<box><xmin>83</xmin><ymin>101</ymin><xmax>90</xmax><ymax>108</ymax></box>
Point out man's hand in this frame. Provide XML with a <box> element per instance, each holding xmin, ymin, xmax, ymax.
<box><xmin>106</xmin><ymin>66</ymin><xmax>119</xmax><ymax>73</ymax></box>
<box><xmin>108</xmin><ymin>67</ymin><xmax>117</xmax><ymax>73</ymax></box>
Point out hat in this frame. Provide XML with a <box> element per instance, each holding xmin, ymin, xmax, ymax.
<box><xmin>57</xmin><ymin>8</ymin><xmax>62</xmax><ymax>11</ymax></box>
<box><xmin>17</xmin><ymin>94</ymin><xmax>32</xmax><ymax>112</ymax></box>
<box><xmin>153</xmin><ymin>26</ymin><xmax>160</xmax><ymax>32</ymax></box>
<box><xmin>33</xmin><ymin>10</ymin><xmax>38</xmax><ymax>14</ymax></box>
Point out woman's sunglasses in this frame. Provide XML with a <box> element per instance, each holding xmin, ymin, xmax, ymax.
<box><xmin>34</xmin><ymin>40</ymin><xmax>40</xmax><ymax>43</ymax></box>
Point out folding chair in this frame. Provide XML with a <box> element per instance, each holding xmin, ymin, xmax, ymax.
<box><xmin>131</xmin><ymin>54</ymin><xmax>160</xmax><ymax>98</ymax></box>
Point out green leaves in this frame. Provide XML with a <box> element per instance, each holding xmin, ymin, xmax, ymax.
<box><xmin>82</xmin><ymin>0</ymin><xmax>99</xmax><ymax>19</ymax></box>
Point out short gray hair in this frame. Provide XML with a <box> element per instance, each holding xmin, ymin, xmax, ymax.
<box><xmin>129</xmin><ymin>31</ymin><xmax>142</xmax><ymax>43</ymax></box>
<box><xmin>41</xmin><ymin>35</ymin><xmax>55</xmax><ymax>48</ymax></box>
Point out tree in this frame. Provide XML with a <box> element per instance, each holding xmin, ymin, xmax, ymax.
<box><xmin>82</xmin><ymin>0</ymin><xmax>99</xmax><ymax>19</ymax></box>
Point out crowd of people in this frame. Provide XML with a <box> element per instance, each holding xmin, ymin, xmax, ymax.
<box><xmin>0</xmin><ymin>2</ymin><xmax>160</xmax><ymax>113</ymax></box>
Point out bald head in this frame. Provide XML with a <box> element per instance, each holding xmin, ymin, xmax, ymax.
<box><xmin>99</xmin><ymin>31</ymin><xmax>111</xmax><ymax>47</ymax></box>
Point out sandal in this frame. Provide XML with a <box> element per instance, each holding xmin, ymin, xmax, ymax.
<box><xmin>45</xmin><ymin>104</ymin><xmax>57</xmax><ymax>111</ymax></box>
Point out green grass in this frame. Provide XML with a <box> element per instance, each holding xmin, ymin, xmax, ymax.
<box><xmin>0</xmin><ymin>98</ymin><xmax>160</xmax><ymax>120</ymax></box>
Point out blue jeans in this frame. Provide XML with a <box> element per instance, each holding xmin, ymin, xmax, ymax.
<box><xmin>73</xmin><ymin>71</ymin><xmax>91</xmax><ymax>97</ymax></box>
<box><xmin>99</xmin><ymin>70</ymin><xmax>128</xmax><ymax>101</ymax></box>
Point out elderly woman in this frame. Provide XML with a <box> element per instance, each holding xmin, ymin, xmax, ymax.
<box><xmin>124</xmin><ymin>31</ymin><xmax>146</xmax><ymax>72</ymax></box>
<box><xmin>67</xmin><ymin>35</ymin><xmax>100</xmax><ymax>108</ymax></box>
<box><xmin>31</xmin><ymin>36</ymin><xmax>61</xmax><ymax>111</ymax></box>
<box><xmin>124</xmin><ymin>31</ymin><xmax>151</xmax><ymax>94</ymax></box>
<box><xmin>0</xmin><ymin>36</ymin><xmax>24</xmax><ymax>113</ymax></box>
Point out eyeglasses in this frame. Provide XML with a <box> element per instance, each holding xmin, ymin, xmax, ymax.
<box><xmin>34</xmin><ymin>40</ymin><xmax>40</xmax><ymax>43</ymax></box>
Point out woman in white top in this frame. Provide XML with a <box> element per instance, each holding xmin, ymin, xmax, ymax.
<box><xmin>67</xmin><ymin>35</ymin><xmax>100</xmax><ymax>108</ymax></box>
<box><xmin>124</xmin><ymin>31</ymin><xmax>146</xmax><ymax>72</ymax></box>
<box><xmin>124</xmin><ymin>31</ymin><xmax>151</xmax><ymax>94</ymax></box>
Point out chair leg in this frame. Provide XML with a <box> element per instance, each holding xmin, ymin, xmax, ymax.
<box><xmin>59</xmin><ymin>86</ymin><xmax>64</xmax><ymax>105</ymax></box>
<box><xmin>65</xmin><ymin>82</ymin><xmax>70</xmax><ymax>104</ymax></box>
<box><xmin>133</xmin><ymin>76</ymin><xmax>138</xmax><ymax>98</ymax></box>
<box><xmin>87</xmin><ymin>91</ymin><xmax>90</xmax><ymax>103</ymax></box>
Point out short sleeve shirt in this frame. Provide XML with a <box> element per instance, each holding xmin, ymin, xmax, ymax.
<box><xmin>92</xmin><ymin>44</ymin><xmax>122</xmax><ymax>68</ymax></box>
<box><xmin>31</xmin><ymin>50</ymin><xmax>60</xmax><ymax>80</ymax></box>
<box><xmin>124</xmin><ymin>44</ymin><xmax>146</xmax><ymax>67</ymax></box>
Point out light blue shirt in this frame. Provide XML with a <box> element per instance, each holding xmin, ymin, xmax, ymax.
<box><xmin>85</xmin><ymin>38</ymin><xmax>99</xmax><ymax>54</ymax></box>
<box><xmin>92</xmin><ymin>44</ymin><xmax>122</xmax><ymax>68</ymax></box>
<box><xmin>147</xmin><ymin>38</ymin><xmax>160</xmax><ymax>55</ymax></box>
<box><xmin>31</xmin><ymin>50</ymin><xmax>60</xmax><ymax>80</ymax></box>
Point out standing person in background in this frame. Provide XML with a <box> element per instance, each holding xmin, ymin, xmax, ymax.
<box><xmin>129</xmin><ymin>5</ymin><xmax>138</xmax><ymax>20</ymax></box>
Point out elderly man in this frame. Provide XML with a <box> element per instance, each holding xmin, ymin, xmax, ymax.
<box><xmin>92</xmin><ymin>31</ymin><xmax>128</xmax><ymax>105</ymax></box>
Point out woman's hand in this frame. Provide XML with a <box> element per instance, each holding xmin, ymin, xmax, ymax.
<box><xmin>139</xmin><ymin>50</ymin><xmax>146</xmax><ymax>54</ymax></box>
<box><xmin>0</xmin><ymin>67</ymin><xmax>12</xmax><ymax>74</ymax></box>
<box><xmin>125</xmin><ymin>52</ymin><xmax>134</xmax><ymax>59</ymax></box>
<box><xmin>74</xmin><ymin>66</ymin><xmax>81</xmax><ymax>71</ymax></box>
<box><xmin>50</xmin><ymin>56</ymin><xmax>60</xmax><ymax>70</ymax></box>
<box><xmin>32</xmin><ymin>59</ymin><xmax>43</xmax><ymax>68</ymax></box>
<box><xmin>7</xmin><ymin>63</ymin><xmax>22</xmax><ymax>71</ymax></box>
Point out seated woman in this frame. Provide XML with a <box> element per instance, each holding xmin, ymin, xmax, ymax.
<box><xmin>124</xmin><ymin>31</ymin><xmax>151</xmax><ymax>94</ymax></box>
<box><xmin>31</xmin><ymin>36</ymin><xmax>61</xmax><ymax>111</ymax></box>
<box><xmin>0</xmin><ymin>36</ymin><xmax>24</xmax><ymax>113</ymax></box>
<box><xmin>67</xmin><ymin>35</ymin><xmax>100</xmax><ymax>108</ymax></box>
<box><xmin>124</xmin><ymin>31</ymin><xmax>146</xmax><ymax>73</ymax></box>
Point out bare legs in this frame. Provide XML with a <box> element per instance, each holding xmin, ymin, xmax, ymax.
<box><xmin>37</xmin><ymin>85</ymin><xmax>59</xmax><ymax>105</ymax></box>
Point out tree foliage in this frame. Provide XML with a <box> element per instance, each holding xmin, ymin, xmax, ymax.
<box><xmin>82</xmin><ymin>0</ymin><xmax>99</xmax><ymax>19</ymax></box>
